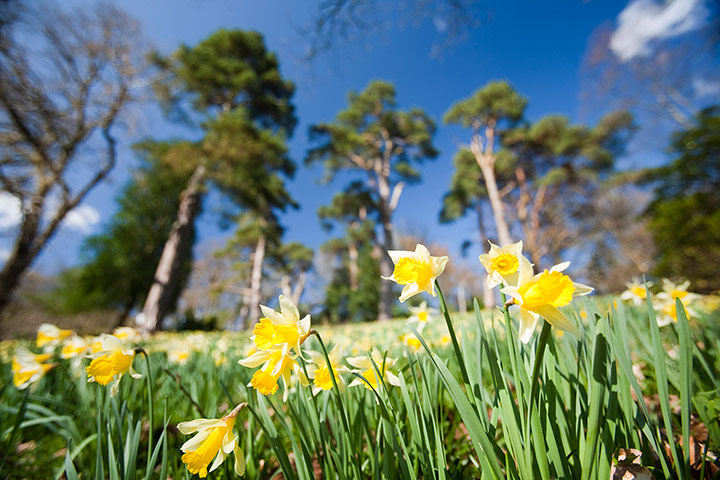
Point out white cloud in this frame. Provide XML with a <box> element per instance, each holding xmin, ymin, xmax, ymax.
<box><xmin>610</xmin><ymin>0</ymin><xmax>709</xmax><ymax>62</ymax></box>
<box><xmin>0</xmin><ymin>248</ymin><xmax>10</xmax><ymax>262</ymax></box>
<box><xmin>0</xmin><ymin>192</ymin><xmax>22</xmax><ymax>230</ymax></box>
<box><xmin>63</xmin><ymin>204</ymin><xmax>101</xmax><ymax>234</ymax></box>
<box><xmin>693</xmin><ymin>76</ymin><xmax>720</xmax><ymax>97</ymax></box>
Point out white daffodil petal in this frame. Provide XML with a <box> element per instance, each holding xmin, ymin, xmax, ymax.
<box><xmin>177</xmin><ymin>418</ymin><xmax>226</xmax><ymax>435</ymax></box>
<box><xmin>234</xmin><ymin>443</ymin><xmax>246</xmax><ymax>475</ymax></box>
<box><xmin>388</xmin><ymin>249</ymin><xmax>414</xmax><ymax>264</ymax></box>
<box><xmin>534</xmin><ymin>306</ymin><xmax>579</xmax><ymax>335</ymax></box>
<box><xmin>518</xmin><ymin>310</ymin><xmax>539</xmax><ymax>344</ymax></box>
<box><xmin>180</xmin><ymin>428</ymin><xmax>214</xmax><ymax>451</ymax></box>
<box><xmin>278</xmin><ymin>295</ymin><xmax>299</xmax><ymax>324</ymax></box>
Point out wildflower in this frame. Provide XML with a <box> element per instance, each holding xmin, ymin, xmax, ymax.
<box><xmin>88</xmin><ymin>336</ymin><xmax>104</xmax><ymax>353</ymax></box>
<box><xmin>401</xmin><ymin>333</ymin><xmax>422</xmax><ymax>352</ymax></box>
<box><xmin>36</xmin><ymin>323</ymin><xmax>73</xmax><ymax>350</ymax></box>
<box><xmin>239</xmin><ymin>348</ymin><xmax>299</xmax><ymax>401</ymax></box>
<box><xmin>252</xmin><ymin>295</ymin><xmax>311</xmax><ymax>356</ymax></box>
<box><xmin>502</xmin><ymin>261</ymin><xmax>593</xmax><ymax>343</ymax></box>
<box><xmin>86</xmin><ymin>335</ymin><xmax>140</xmax><ymax>395</ymax></box>
<box><xmin>653</xmin><ymin>279</ymin><xmax>699</xmax><ymax>327</ymax></box>
<box><xmin>407</xmin><ymin>300</ymin><xmax>437</xmax><ymax>326</ymax></box>
<box><xmin>12</xmin><ymin>347</ymin><xmax>56</xmax><ymax>390</ymax></box>
<box><xmin>168</xmin><ymin>345</ymin><xmax>192</xmax><ymax>365</ymax></box>
<box><xmin>347</xmin><ymin>350</ymin><xmax>401</xmax><ymax>390</ymax></box>
<box><xmin>60</xmin><ymin>336</ymin><xmax>88</xmax><ymax>359</ymax></box>
<box><xmin>478</xmin><ymin>240</ymin><xmax>531</xmax><ymax>288</ymax></box>
<box><xmin>113</xmin><ymin>326</ymin><xmax>139</xmax><ymax>342</ymax></box>
<box><xmin>620</xmin><ymin>278</ymin><xmax>653</xmax><ymax>306</ymax></box>
<box><xmin>178</xmin><ymin>404</ymin><xmax>245</xmax><ymax>478</ymax></box>
<box><xmin>300</xmin><ymin>346</ymin><xmax>348</xmax><ymax>395</ymax></box>
<box><xmin>383</xmin><ymin>244</ymin><xmax>449</xmax><ymax>302</ymax></box>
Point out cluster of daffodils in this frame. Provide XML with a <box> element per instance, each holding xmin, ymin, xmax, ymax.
<box><xmin>11</xmin><ymin>324</ymin><xmax>141</xmax><ymax>392</ymax></box>
<box><xmin>238</xmin><ymin>295</ymin><xmax>311</xmax><ymax>400</ymax></box>
<box><xmin>480</xmin><ymin>241</ymin><xmax>592</xmax><ymax>343</ymax></box>
<box><xmin>621</xmin><ymin>278</ymin><xmax>701</xmax><ymax>326</ymax></box>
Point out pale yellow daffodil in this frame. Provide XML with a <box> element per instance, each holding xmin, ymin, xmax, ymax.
<box><xmin>178</xmin><ymin>404</ymin><xmax>245</xmax><ymax>478</ymax></box>
<box><xmin>12</xmin><ymin>347</ymin><xmax>56</xmax><ymax>390</ymax></box>
<box><xmin>60</xmin><ymin>335</ymin><xmax>88</xmax><ymax>359</ymax></box>
<box><xmin>383</xmin><ymin>244</ymin><xmax>449</xmax><ymax>302</ymax></box>
<box><xmin>252</xmin><ymin>295</ymin><xmax>311</xmax><ymax>356</ymax></box>
<box><xmin>303</xmin><ymin>346</ymin><xmax>348</xmax><ymax>395</ymax></box>
<box><xmin>347</xmin><ymin>350</ymin><xmax>401</xmax><ymax>390</ymax></box>
<box><xmin>239</xmin><ymin>348</ymin><xmax>300</xmax><ymax>401</ymax></box>
<box><xmin>36</xmin><ymin>323</ymin><xmax>73</xmax><ymax>350</ymax></box>
<box><xmin>502</xmin><ymin>261</ymin><xmax>593</xmax><ymax>343</ymax></box>
<box><xmin>478</xmin><ymin>240</ymin><xmax>531</xmax><ymax>289</ymax></box>
<box><xmin>620</xmin><ymin>278</ymin><xmax>653</xmax><ymax>306</ymax></box>
<box><xmin>86</xmin><ymin>335</ymin><xmax>140</xmax><ymax>396</ymax></box>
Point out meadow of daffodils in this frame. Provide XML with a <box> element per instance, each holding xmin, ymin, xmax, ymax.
<box><xmin>2</xmin><ymin>242</ymin><xmax>719</xmax><ymax>479</ymax></box>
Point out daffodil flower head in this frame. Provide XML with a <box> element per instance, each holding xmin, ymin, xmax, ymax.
<box><xmin>304</xmin><ymin>346</ymin><xmax>348</xmax><ymax>395</ymax></box>
<box><xmin>383</xmin><ymin>244</ymin><xmax>449</xmax><ymax>302</ymax></box>
<box><xmin>239</xmin><ymin>348</ymin><xmax>299</xmax><ymax>401</ymax></box>
<box><xmin>60</xmin><ymin>335</ymin><xmax>88</xmax><ymax>360</ymax></box>
<box><xmin>407</xmin><ymin>300</ymin><xmax>437</xmax><ymax>326</ymax></box>
<box><xmin>478</xmin><ymin>240</ymin><xmax>531</xmax><ymax>289</ymax></box>
<box><xmin>113</xmin><ymin>326</ymin><xmax>139</xmax><ymax>342</ymax></box>
<box><xmin>178</xmin><ymin>404</ymin><xmax>245</xmax><ymax>478</ymax></box>
<box><xmin>252</xmin><ymin>295</ymin><xmax>311</xmax><ymax>356</ymax></box>
<box><xmin>347</xmin><ymin>350</ymin><xmax>401</xmax><ymax>390</ymax></box>
<box><xmin>501</xmin><ymin>261</ymin><xmax>593</xmax><ymax>343</ymax></box>
<box><xmin>620</xmin><ymin>278</ymin><xmax>653</xmax><ymax>306</ymax></box>
<box><xmin>12</xmin><ymin>347</ymin><xmax>56</xmax><ymax>390</ymax></box>
<box><xmin>36</xmin><ymin>323</ymin><xmax>73</xmax><ymax>350</ymax></box>
<box><xmin>86</xmin><ymin>335</ymin><xmax>140</xmax><ymax>396</ymax></box>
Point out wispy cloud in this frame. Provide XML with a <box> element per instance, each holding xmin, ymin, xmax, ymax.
<box><xmin>693</xmin><ymin>76</ymin><xmax>720</xmax><ymax>97</ymax></box>
<box><xmin>63</xmin><ymin>204</ymin><xmax>101</xmax><ymax>234</ymax></box>
<box><xmin>610</xmin><ymin>0</ymin><xmax>709</xmax><ymax>62</ymax></box>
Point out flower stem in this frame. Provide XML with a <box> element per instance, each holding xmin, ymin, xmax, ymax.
<box><xmin>136</xmin><ymin>348</ymin><xmax>153</xmax><ymax>474</ymax></box>
<box><xmin>435</xmin><ymin>279</ymin><xmax>471</xmax><ymax>388</ymax></box>
<box><xmin>528</xmin><ymin>320</ymin><xmax>552</xmax><ymax>408</ymax></box>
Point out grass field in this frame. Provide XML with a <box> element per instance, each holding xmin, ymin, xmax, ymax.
<box><xmin>1</xmin><ymin>287</ymin><xmax>719</xmax><ymax>479</ymax></box>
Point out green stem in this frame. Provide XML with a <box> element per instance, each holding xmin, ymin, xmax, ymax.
<box><xmin>528</xmin><ymin>320</ymin><xmax>552</xmax><ymax>409</ymax></box>
<box><xmin>137</xmin><ymin>349</ymin><xmax>153</xmax><ymax>474</ymax></box>
<box><xmin>435</xmin><ymin>279</ymin><xmax>471</xmax><ymax>388</ymax></box>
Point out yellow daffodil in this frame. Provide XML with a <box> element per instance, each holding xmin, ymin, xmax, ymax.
<box><xmin>36</xmin><ymin>323</ymin><xmax>73</xmax><ymax>350</ymax></box>
<box><xmin>239</xmin><ymin>348</ymin><xmax>299</xmax><ymax>401</ymax></box>
<box><xmin>383</xmin><ymin>244</ymin><xmax>449</xmax><ymax>302</ymax></box>
<box><xmin>86</xmin><ymin>335</ymin><xmax>140</xmax><ymax>395</ymax></box>
<box><xmin>168</xmin><ymin>344</ymin><xmax>192</xmax><ymax>365</ymax></box>
<box><xmin>60</xmin><ymin>336</ymin><xmax>88</xmax><ymax>359</ymax></box>
<box><xmin>88</xmin><ymin>336</ymin><xmax>104</xmax><ymax>353</ymax></box>
<box><xmin>347</xmin><ymin>350</ymin><xmax>401</xmax><ymax>390</ymax></box>
<box><xmin>178</xmin><ymin>404</ymin><xmax>245</xmax><ymax>478</ymax></box>
<box><xmin>478</xmin><ymin>240</ymin><xmax>531</xmax><ymax>289</ymax></box>
<box><xmin>113</xmin><ymin>326</ymin><xmax>139</xmax><ymax>342</ymax></box>
<box><xmin>501</xmin><ymin>261</ymin><xmax>593</xmax><ymax>343</ymax></box>
<box><xmin>407</xmin><ymin>300</ymin><xmax>437</xmax><ymax>326</ymax></box>
<box><xmin>12</xmin><ymin>347</ymin><xmax>56</xmax><ymax>390</ymax></box>
<box><xmin>303</xmin><ymin>346</ymin><xmax>348</xmax><ymax>395</ymax></box>
<box><xmin>620</xmin><ymin>278</ymin><xmax>653</xmax><ymax>306</ymax></box>
<box><xmin>252</xmin><ymin>295</ymin><xmax>311</xmax><ymax>356</ymax></box>
<box><xmin>400</xmin><ymin>333</ymin><xmax>422</xmax><ymax>352</ymax></box>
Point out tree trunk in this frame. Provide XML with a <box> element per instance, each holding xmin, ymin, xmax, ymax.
<box><xmin>377</xmin><ymin>208</ymin><xmax>394</xmax><ymax>321</ymax></box>
<box><xmin>478</xmin><ymin>160</ymin><xmax>512</xmax><ymax>246</ymax></box>
<box><xmin>0</xmin><ymin>195</ymin><xmax>44</xmax><ymax>314</ymax></box>
<box><xmin>137</xmin><ymin>164</ymin><xmax>206</xmax><ymax>335</ymax></box>
<box><xmin>247</xmin><ymin>233</ymin><xmax>266</xmax><ymax>329</ymax></box>
<box><xmin>348</xmin><ymin>241</ymin><xmax>359</xmax><ymax>291</ymax></box>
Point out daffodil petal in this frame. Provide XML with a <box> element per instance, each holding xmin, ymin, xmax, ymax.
<box><xmin>534</xmin><ymin>305</ymin><xmax>579</xmax><ymax>335</ymax></box>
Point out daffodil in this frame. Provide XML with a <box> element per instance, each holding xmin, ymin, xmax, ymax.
<box><xmin>168</xmin><ymin>345</ymin><xmax>192</xmax><ymax>365</ymax></box>
<box><xmin>620</xmin><ymin>278</ymin><xmax>653</xmax><ymax>306</ymax></box>
<box><xmin>113</xmin><ymin>326</ymin><xmax>139</xmax><ymax>342</ymax></box>
<box><xmin>383</xmin><ymin>244</ymin><xmax>449</xmax><ymax>302</ymax></box>
<box><xmin>478</xmin><ymin>240</ymin><xmax>531</xmax><ymax>289</ymax></box>
<box><xmin>86</xmin><ymin>335</ymin><xmax>140</xmax><ymax>395</ymax></box>
<box><xmin>347</xmin><ymin>350</ymin><xmax>401</xmax><ymax>390</ymax></box>
<box><xmin>303</xmin><ymin>346</ymin><xmax>348</xmax><ymax>395</ymax></box>
<box><xmin>178</xmin><ymin>404</ymin><xmax>245</xmax><ymax>478</ymax></box>
<box><xmin>12</xmin><ymin>347</ymin><xmax>56</xmax><ymax>390</ymax></box>
<box><xmin>407</xmin><ymin>300</ymin><xmax>437</xmax><ymax>327</ymax></box>
<box><xmin>400</xmin><ymin>333</ymin><xmax>422</xmax><ymax>352</ymax></box>
<box><xmin>252</xmin><ymin>295</ymin><xmax>311</xmax><ymax>356</ymax></box>
<box><xmin>239</xmin><ymin>348</ymin><xmax>299</xmax><ymax>401</ymax></box>
<box><xmin>501</xmin><ymin>261</ymin><xmax>593</xmax><ymax>343</ymax></box>
<box><xmin>60</xmin><ymin>336</ymin><xmax>88</xmax><ymax>359</ymax></box>
<box><xmin>36</xmin><ymin>323</ymin><xmax>73</xmax><ymax>350</ymax></box>
<box><xmin>652</xmin><ymin>279</ymin><xmax>698</xmax><ymax>326</ymax></box>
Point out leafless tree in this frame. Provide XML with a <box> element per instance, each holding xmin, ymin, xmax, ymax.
<box><xmin>0</xmin><ymin>2</ymin><xmax>146</xmax><ymax>314</ymax></box>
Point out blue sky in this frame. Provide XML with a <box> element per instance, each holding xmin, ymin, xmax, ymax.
<box><xmin>4</xmin><ymin>0</ymin><xmax>715</xmax><ymax>276</ymax></box>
